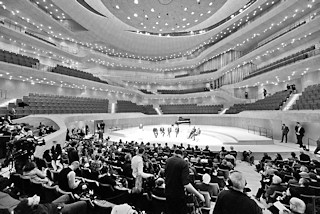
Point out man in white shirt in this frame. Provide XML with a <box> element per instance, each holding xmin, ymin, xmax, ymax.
<box><xmin>131</xmin><ymin>148</ymin><xmax>153</xmax><ymax>193</ymax></box>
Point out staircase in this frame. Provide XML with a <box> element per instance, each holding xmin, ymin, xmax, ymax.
<box><xmin>282</xmin><ymin>93</ymin><xmax>301</xmax><ymax>111</ymax></box>
<box><xmin>155</xmin><ymin>106</ymin><xmax>163</xmax><ymax>115</ymax></box>
<box><xmin>219</xmin><ymin>108</ymin><xmax>229</xmax><ymax>114</ymax></box>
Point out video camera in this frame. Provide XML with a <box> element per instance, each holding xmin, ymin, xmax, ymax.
<box><xmin>6</xmin><ymin>137</ymin><xmax>46</xmax><ymax>161</ymax></box>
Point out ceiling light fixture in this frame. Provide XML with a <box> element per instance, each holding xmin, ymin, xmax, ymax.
<box><xmin>134</xmin><ymin>0</ymin><xmax>138</xmax><ymax>4</ymax></box>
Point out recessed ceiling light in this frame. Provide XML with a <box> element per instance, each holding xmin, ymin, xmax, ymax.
<box><xmin>186</xmin><ymin>23</ymin><xmax>190</xmax><ymax>26</ymax></box>
<box><xmin>134</xmin><ymin>13</ymin><xmax>138</xmax><ymax>17</ymax></box>
<box><xmin>153</xmin><ymin>26</ymin><xmax>155</xmax><ymax>28</ymax></box>
<box><xmin>208</xmin><ymin>10</ymin><xmax>211</xmax><ymax>13</ymax></box>
<box><xmin>195</xmin><ymin>19</ymin><xmax>198</xmax><ymax>22</ymax></box>
<box><xmin>151</xmin><ymin>8</ymin><xmax>155</xmax><ymax>12</ymax></box>
<box><xmin>134</xmin><ymin>0</ymin><xmax>138</xmax><ymax>4</ymax></box>
<box><xmin>191</xmin><ymin>12</ymin><xmax>194</xmax><ymax>15</ymax></box>
<box><xmin>140</xmin><ymin>23</ymin><xmax>144</xmax><ymax>25</ymax></box>
<box><xmin>182</xmin><ymin>18</ymin><xmax>186</xmax><ymax>21</ymax></box>
<box><xmin>145</xmin><ymin>14</ymin><xmax>148</xmax><ymax>18</ymax></box>
<box><xmin>200</xmin><ymin>13</ymin><xmax>203</xmax><ymax>16</ymax></box>
<box><xmin>184</xmin><ymin>7</ymin><xmax>188</xmax><ymax>11</ymax></box>
<box><xmin>156</xmin><ymin>22</ymin><xmax>159</xmax><ymax>24</ymax></box>
<box><xmin>115</xmin><ymin>5</ymin><xmax>119</xmax><ymax>9</ymax></box>
<box><xmin>209</xmin><ymin>2</ymin><xmax>213</xmax><ymax>6</ymax></box>
<box><xmin>165</xmin><ymin>23</ymin><xmax>168</xmax><ymax>25</ymax></box>
<box><xmin>127</xmin><ymin>17</ymin><xmax>131</xmax><ymax>19</ymax></box>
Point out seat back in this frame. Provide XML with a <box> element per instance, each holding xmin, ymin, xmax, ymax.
<box><xmin>97</xmin><ymin>183</ymin><xmax>115</xmax><ymax>199</ymax></box>
<box><xmin>42</xmin><ymin>184</ymin><xmax>59</xmax><ymax>203</ymax></box>
<box><xmin>20</xmin><ymin>176</ymin><xmax>32</xmax><ymax>196</ymax></box>
<box><xmin>151</xmin><ymin>194</ymin><xmax>166</xmax><ymax>214</ymax></box>
<box><xmin>29</xmin><ymin>180</ymin><xmax>44</xmax><ymax>199</ymax></box>
<box><xmin>199</xmin><ymin>191</ymin><xmax>211</xmax><ymax>208</ymax></box>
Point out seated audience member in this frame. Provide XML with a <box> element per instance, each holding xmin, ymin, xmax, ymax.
<box><xmin>14</xmin><ymin>194</ymin><xmax>87</xmax><ymax>214</ymax></box>
<box><xmin>219</xmin><ymin>147</ymin><xmax>228</xmax><ymax>160</ymax></box>
<box><xmin>98</xmin><ymin>165</ymin><xmax>117</xmax><ymax>187</ymax></box>
<box><xmin>299</xmin><ymin>151</ymin><xmax>310</xmax><ymax>163</ymax></box>
<box><xmin>279</xmin><ymin>197</ymin><xmax>306</xmax><ymax>214</ymax></box>
<box><xmin>219</xmin><ymin>159</ymin><xmax>233</xmax><ymax>170</ymax></box>
<box><xmin>22</xmin><ymin>161</ymin><xmax>50</xmax><ymax>184</ymax></box>
<box><xmin>242</xmin><ymin>150</ymin><xmax>254</xmax><ymax>165</ymax></box>
<box><xmin>287</xmin><ymin>171</ymin><xmax>300</xmax><ymax>187</ymax></box>
<box><xmin>213</xmin><ymin>171</ymin><xmax>262</xmax><ymax>214</ymax></box>
<box><xmin>225</xmin><ymin>152</ymin><xmax>236</xmax><ymax>166</ymax></box>
<box><xmin>152</xmin><ymin>178</ymin><xmax>165</xmax><ymax>198</ymax></box>
<box><xmin>256</xmin><ymin>153</ymin><xmax>272</xmax><ymax>171</ymax></box>
<box><xmin>288</xmin><ymin>152</ymin><xmax>299</xmax><ymax>163</ymax></box>
<box><xmin>274</xmin><ymin>153</ymin><xmax>283</xmax><ymax>162</ymax></box>
<box><xmin>281</xmin><ymin>178</ymin><xmax>315</xmax><ymax>205</ymax></box>
<box><xmin>309</xmin><ymin>173</ymin><xmax>320</xmax><ymax>187</ymax></box>
<box><xmin>57</xmin><ymin>161</ymin><xmax>82</xmax><ymax>193</ymax></box>
<box><xmin>265</xmin><ymin>175</ymin><xmax>286</xmax><ymax>203</ymax></box>
<box><xmin>195</xmin><ymin>173</ymin><xmax>216</xmax><ymax>199</ymax></box>
<box><xmin>42</xmin><ymin>150</ymin><xmax>52</xmax><ymax>164</ymax></box>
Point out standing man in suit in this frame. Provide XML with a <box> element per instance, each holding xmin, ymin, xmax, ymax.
<box><xmin>281</xmin><ymin>124</ymin><xmax>289</xmax><ymax>143</ymax></box>
<box><xmin>295</xmin><ymin>122</ymin><xmax>305</xmax><ymax>148</ymax></box>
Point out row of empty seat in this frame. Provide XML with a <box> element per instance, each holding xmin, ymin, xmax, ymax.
<box><xmin>51</xmin><ymin>65</ymin><xmax>108</xmax><ymax>84</ymax></box>
<box><xmin>158</xmin><ymin>87</ymin><xmax>209</xmax><ymax>94</ymax></box>
<box><xmin>200</xmin><ymin>68</ymin><xmax>218</xmax><ymax>74</ymax></box>
<box><xmin>292</xmin><ymin>84</ymin><xmax>320</xmax><ymax>110</ymax></box>
<box><xmin>116</xmin><ymin>100</ymin><xmax>157</xmax><ymax>115</ymax></box>
<box><xmin>8</xmin><ymin>93</ymin><xmax>109</xmax><ymax>115</ymax></box>
<box><xmin>226</xmin><ymin>90</ymin><xmax>291</xmax><ymax>114</ymax></box>
<box><xmin>0</xmin><ymin>49</ymin><xmax>39</xmax><ymax>68</ymax></box>
<box><xmin>139</xmin><ymin>89</ymin><xmax>154</xmax><ymax>94</ymax></box>
<box><xmin>244</xmin><ymin>46</ymin><xmax>316</xmax><ymax>80</ymax></box>
<box><xmin>160</xmin><ymin>104</ymin><xmax>223</xmax><ymax>114</ymax></box>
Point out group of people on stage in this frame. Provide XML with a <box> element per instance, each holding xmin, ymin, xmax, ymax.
<box><xmin>187</xmin><ymin>126</ymin><xmax>201</xmax><ymax>141</ymax></box>
<box><xmin>153</xmin><ymin>125</ymin><xmax>179</xmax><ymax>138</ymax></box>
<box><xmin>152</xmin><ymin>125</ymin><xmax>201</xmax><ymax>141</ymax></box>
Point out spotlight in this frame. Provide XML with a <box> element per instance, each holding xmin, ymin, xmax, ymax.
<box><xmin>134</xmin><ymin>0</ymin><xmax>138</xmax><ymax>4</ymax></box>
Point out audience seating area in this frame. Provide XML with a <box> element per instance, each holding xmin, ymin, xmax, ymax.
<box><xmin>139</xmin><ymin>89</ymin><xmax>154</xmax><ymax>94</ymax></box>
<box><xmin>292</xmin><ymin>84</ymin><xmax>320</xmax><ymax>110</ymax></box>
<box><xmin>0</xmin><ymin>49</ymin><xmax>39</xmax><ymax>68</ymax></box>
<box><xmin>200</xmin><ymin>68</ymin><xmax>218</xmax><ymax>74</ymax></box>
<box><xmin>10</xmin><ymin>93</ymin><xmax>109</xmax><ymax>115</ymax></box>
<box><xmin>226</xmin><ymin>90</ymin><xmax>291</xmax><ymax>114</ymax></box>
<box><xmin>244</xmin><ymin>46</ymin><xmax>316</xmax><ymax>80</ymax></box>
<box><xmin>158</xmin><ymin>87</ymin><xmax>209</xmax><ymax>94</ymax></box>
<box><xmin>160</xmin><ymin>104</ymin><xmax>223</xmax><ymax>114</ymax></box>
<box><xmin>116</xmin><ymin>100</ymin><xmax>157</xmax><ymax>115</ymax></box>
<box><xmin>51</xmin><ymin>65</ymin><xmax>108</xmax><ymax>84</ymax></box>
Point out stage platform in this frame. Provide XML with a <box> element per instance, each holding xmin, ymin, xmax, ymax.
<box><xmin>105</xmin><ymin>125</ymin><xmax>306</xmax><ymax>159</ymax></box>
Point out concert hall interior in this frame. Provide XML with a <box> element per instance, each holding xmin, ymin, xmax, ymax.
<box><xmin>1</xmin><ymin>0</ymin><xmax>320</xmax><ymax>213</ymax></box>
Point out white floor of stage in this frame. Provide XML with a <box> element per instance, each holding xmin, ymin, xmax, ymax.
<box><xmin>105</xmin><ymin>125</ymin><xmax>303</xmax><ymax>154</ymax></box>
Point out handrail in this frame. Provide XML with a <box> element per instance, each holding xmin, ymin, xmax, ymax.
<box><xmin>247</xmin><ymin>125</ymin><xmax>273</xmax><ymax>139</ymax></box>
<box><xmin>307</xmin><ymin>137</ymin><xmax>317</xmax><ymax>152</ymax></box>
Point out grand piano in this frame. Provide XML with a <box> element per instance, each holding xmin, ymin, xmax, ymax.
<box><xmin>175</xmin><ymin>117</ymin><xmax>191</xmax><ymax>125</ymax></box>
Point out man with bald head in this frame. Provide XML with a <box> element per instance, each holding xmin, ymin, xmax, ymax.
<box><xmin>213</xmin><ymin>170</ymin><xmax>263</xmax><ymax>214</ymax></box>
